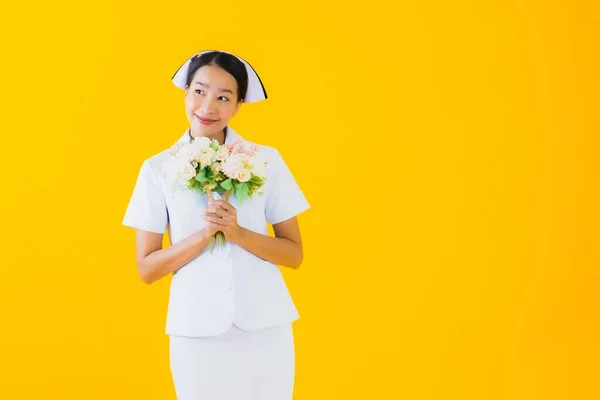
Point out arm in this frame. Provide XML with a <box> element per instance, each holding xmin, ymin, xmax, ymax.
<box><xmin>204</xmin><ymin>200</ymin><xmax>305</xmax><ymax>269</ymax></box>
<box><xmin>234</xmin><ymin>217</ymin><xmax>303</xmax><ymax>269</ymax></box>
<box><xmin>134</xmin><ymin>227</ymin><xmax>215</xmax><ymax>284</ymax></box>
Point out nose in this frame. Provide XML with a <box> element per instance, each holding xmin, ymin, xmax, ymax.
<box><xmin>200</xmin><ymin>100</ymin><xmax>217</xmax><ymax>116</ymax></box>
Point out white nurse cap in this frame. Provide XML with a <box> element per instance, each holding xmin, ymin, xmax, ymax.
<box><xmin>171</xmin><ymin>50</ymin><xmax>268</xmax><ymax>103</ymax></box>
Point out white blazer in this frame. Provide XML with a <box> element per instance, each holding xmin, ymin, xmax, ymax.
<box><xmin>122</xmin><ymin>125</ymin><xmax>310</xmax><ymax>337</ymax></box>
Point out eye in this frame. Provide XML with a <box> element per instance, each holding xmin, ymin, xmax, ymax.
<box><xmin>195</xmin><ymin>89</ymin><xmax>204</xmax><ymax>95</ymax></box>
<box><xmin>219</xmin><ymin>96</ymin><xmax>230</xmax><ymax>102</ymax></box>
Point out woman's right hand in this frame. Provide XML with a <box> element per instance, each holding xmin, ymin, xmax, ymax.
<box><xmin>175</xmin><ymin>224</ymin><xmax>218</xmax><ymax>276</ymax></box>
<box><xmin>202</xmin><ymin>210</ymin><xmax>221</xmax><ymax>238</ymax></box>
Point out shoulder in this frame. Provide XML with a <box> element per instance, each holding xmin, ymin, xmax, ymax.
<box><xmin>247</xmin><ymin>140</ymin><xmax>284</xmax><ymax>165</ymax></box>
<box><xmin>134</xmin><ymin>144</ymin><xmax>177</xmax><ymax>182</ymax></box>
<box><xmin>145</xmin><ymin>148</ymin><xmax>172</xmax><ymax>171</ymax></box>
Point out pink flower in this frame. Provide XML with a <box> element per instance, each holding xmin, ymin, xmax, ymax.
<box><xmin>169</xmin><ymin>142</ymin><xmax>185</xmax><ymax>157</ymax></box>
<box><xmin>229</xmin><ymin>140</ymin><xmax>260</xmax><ymax>157</ymax></box>
<box><xmin>231</xmin><ymin>141</ymin><xmax>245</xmax><ymax>155</ymax></box>
<box><xmin>221</xmin><ymin>153</ymin><xmax>245</xmax><ymax>179</ymax></box>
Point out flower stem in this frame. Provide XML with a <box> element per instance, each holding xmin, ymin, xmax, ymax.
<box><xmin>205</xmin><ymin>185</ymin><xmax>232</xmax><ymax>253</ymax></box>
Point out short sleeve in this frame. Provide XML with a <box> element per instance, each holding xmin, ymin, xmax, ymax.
<box><xmin>122</xmin><ymin>159</ymin><xmax>168</xmax><ymax>234</ymax></box>
<box><xmin>265</xmin><ymin>149</ymin><xmax>311</xmax><ymax>225</ymax></box>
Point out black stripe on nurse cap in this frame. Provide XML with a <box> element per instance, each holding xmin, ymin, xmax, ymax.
<box><xmin>171</xmin><ymin>50</ymin><xmax>268</xmax><ymax>103</ymax></box>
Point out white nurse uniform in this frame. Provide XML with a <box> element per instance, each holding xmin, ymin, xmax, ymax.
<box><xmin>122</xmin><ymin>124</ymin><xmax>310</xmax><ymax>399</ymax></box>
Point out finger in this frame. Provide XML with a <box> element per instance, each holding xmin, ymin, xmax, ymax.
<box><xmin>205</xmin><ymin>214</ymin><xmax>232</xmax><ymax>224</ymax></box>
<box><xmin>204</xmin><ymin>207</ymin><xmax>231</xmax><ymax>219</ymax></box>
<box><xmin>205</xmin><ymin>221</ymin><xmax>224</xmax><ymax>230</ymax></box>
<box><xmin>205</xmin><ymin>221</ymin><xmax>222</xmax><ymax>231</ymax></box>
<box><xmin>204</xmin><ymin>215</ymin><xmax>229</xmax><ymax>226</ymax></box>
<box><xmin>209</xmin><ymin>200</ymin><xmax>236</xmax><ymax>213</ymax></box>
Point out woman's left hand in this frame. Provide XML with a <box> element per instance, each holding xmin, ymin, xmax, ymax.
<box><xmin>203</xmin><ymin>200</ymin><xmax>243</xmax><ymax>243</ymax></box>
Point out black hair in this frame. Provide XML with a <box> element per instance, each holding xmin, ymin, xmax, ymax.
<box><xmin>185</xmin><ymin>51</ymin><xmax>249</xmax><ymax>103</ymax></box>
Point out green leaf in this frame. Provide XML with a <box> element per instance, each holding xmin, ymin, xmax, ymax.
<box><xmin>221</xmin><ymin>178</ymin><xmax>233</xmax><ymax>190</ymax></box>
<box><xmin>235</xmin><ymin>182</ymin><xmax>249</xmax><ymax>205</ymax></box>
<box><xmin>191</xmin><ymin>181</ymin><xmax>203</xmax><ymax>194</ymax></box>
<box><xmin>195</xmin><ymin>168</ymin><xmax>208</xmax><ymax>182</ymax></box>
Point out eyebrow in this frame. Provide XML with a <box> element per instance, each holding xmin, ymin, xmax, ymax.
<box><xmin>194</xmin><ymin>81</ymin><xmax>234</xmax><ymax>95</ymax></box>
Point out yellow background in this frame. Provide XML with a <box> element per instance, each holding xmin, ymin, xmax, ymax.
<box><xmin>1</xmin><ymin>1</ymin><xmax>599</xmax><ymax>398</ymax></box>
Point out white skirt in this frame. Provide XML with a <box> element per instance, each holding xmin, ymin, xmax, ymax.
<box><xmin>169</xmin><ymin>323</ymin><xmax>295</xmax><ymax>400</ymax></box>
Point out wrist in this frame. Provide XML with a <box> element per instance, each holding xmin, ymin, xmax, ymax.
<box><xmin>230</xmin><ymin>225</ymin><xmax>246</xmax><ymax>245</ymax></box>
<box><xmin>197</xmin><ymin>228</ymin><xmax>213</xmax><ymax>243</ymax></box>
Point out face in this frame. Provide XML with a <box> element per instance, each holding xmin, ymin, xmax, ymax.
<box><xmin>184</xmin><ymin>64</ymin><xmax>242</xmax><ymax>139</ymax></box>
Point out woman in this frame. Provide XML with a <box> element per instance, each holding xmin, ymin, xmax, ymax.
<box><xmin>122</xmin><ymin>50</ymin><xmax>310</xmax><ymax>399</ymax></box>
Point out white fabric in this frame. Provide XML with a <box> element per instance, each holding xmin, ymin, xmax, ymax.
<box><xmin>122</xmin><ymin>125</ymin><xmax>310</xmax><ymax>337</ymax></box>
<box><xmin>169</xmin><ymin>323</ymin><xmax>295</xmax><ymax>400</ymax></box>
<box><xmin>122</xmin><ymin>159</ymin><xmax>169</xmax><ymax>234</ymax></box>
<box><xmin>171</xmin><ymin>50</ymin><xmax>267</xmax><ymax>103</ymax></box>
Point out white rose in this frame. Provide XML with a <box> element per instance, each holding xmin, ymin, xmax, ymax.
<box><xmin>188</xmin><ymin>142</ymin><xmax>205</xmax><ymax>160</ymax></box>
<box><xmin>194</xmin><ymin>136</ymin><xmax>212</xmax><ymax>149</ymax></box>
<box><xmin>180</xmin><ymin>162</ymin><xmax>196</xmax><ymax>180</ymax></box>
<box><xmin>237</xmin><ymin>169</ymin><xmax>251</xmax><ymax>183</ymax></box>
<box><xmin>205</xmin><ymin>147</ymin><xmax>217</xmax><ymax>160</ymax></box>
<box><xmin>198</xmin><ymin>153</ymin><xmax>212</xmax><ymax>167</ymax></box>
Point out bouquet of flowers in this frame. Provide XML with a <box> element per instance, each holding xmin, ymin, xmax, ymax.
<box><xmin>162</xmin><ymin>136</ymin><xmax>268</xmax><ymax>252</ymax></box>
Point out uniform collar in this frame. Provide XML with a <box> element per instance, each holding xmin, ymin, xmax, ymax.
<box><xmin>177</xmin><ymin>125</ymin><xmax>243</xmax><ymax>145</ymax></box>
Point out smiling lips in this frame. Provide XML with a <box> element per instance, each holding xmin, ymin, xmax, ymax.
<box><xmin>196</xmin><ymin>115</ymin><xmax>218</xmax><ymax>125</ymax></box>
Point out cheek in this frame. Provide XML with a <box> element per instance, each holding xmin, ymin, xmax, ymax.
<box><xmin>185</xmin><ymin>97</ymin><xmax>197</xmax><ymax>111</ymax></box>
<box><xmin>221</xmin><ymin>104</ymin><xmax>238</xmax><ymax>118</ymax></box>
